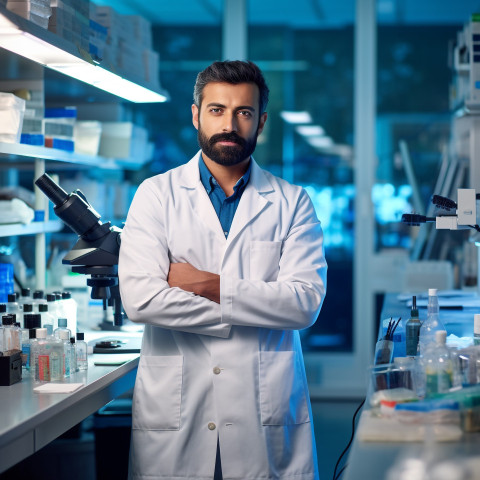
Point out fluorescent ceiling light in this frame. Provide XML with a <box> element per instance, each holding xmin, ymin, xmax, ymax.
<box><xmin>295</xmin><ymin>125</ymin><xmax>325</xmax><ymax>137</ymax></box>
<box><xmin>280</xmin><ymin>111</ymin><xmax>312</xmax><ymax>124</ymax></box>
<box><xmin>0</xmin><ymin>14</ymin><xmax>167</xmax><ymax>103</ymax></box>
<box><xmin>306</xmin><ymin>136</ymin><xmax>334</xmax><ymax>148</ymax></box>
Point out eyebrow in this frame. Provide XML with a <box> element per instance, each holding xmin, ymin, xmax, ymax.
<box><xmin>205</xmin><ymin>102</ymin><xmax>256</xmax><ymax>113</ymax></box>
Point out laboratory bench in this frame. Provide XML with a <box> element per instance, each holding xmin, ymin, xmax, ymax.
<box><xmin>343</xmin><ymin>292</ymin><xmax>480</xmax><ymax>480</ymax></box>
<box><xmin>0</xmin><ymin>332</ymin><xmax>140</xmax><ymax>474</ymax></box>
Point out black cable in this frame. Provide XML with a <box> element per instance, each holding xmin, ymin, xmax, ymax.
<box><xmin>332</xmin><ymin>398</ymin><xmax>366</xmax><ymax>480</ymax></box>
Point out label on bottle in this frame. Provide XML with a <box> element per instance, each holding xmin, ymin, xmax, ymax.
<box><xmin>22</xmin><ymin>343</ymin><xmax>30</xmax><ymax>368</ymax></box>
<box><xmin>38</xmin><ymin>355</ymin><xmax>50</xmax><ymax>381</ymax></box>
<box><xmin>50</xmin><ymin>353</ymin><xmax>62</xmax><ymax>381</ymax></box>
<box><xmin>426</xmin><ymin>367</ymin><xmax>453</xmax><ymax>395</ymax></box>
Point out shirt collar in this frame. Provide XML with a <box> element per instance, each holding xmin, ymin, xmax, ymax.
<box><xmin>199</xmin><ymin>155</ymin><xmax>252</xmax><ymax>195</ymax></box>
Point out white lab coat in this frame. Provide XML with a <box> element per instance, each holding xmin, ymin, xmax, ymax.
<box><xmin>118</xmin><ymin>152</ymin><xmax>327</xmax><ymax>480</ymax></box>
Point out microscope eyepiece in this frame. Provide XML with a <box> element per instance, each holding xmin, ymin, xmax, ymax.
<box><xmin>35</xmin><ymin>173</ymin><xmax>69</xmax><ymax>207</ymax></box>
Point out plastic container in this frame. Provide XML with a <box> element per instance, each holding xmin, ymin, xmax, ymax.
<box><xmin>419</xmin><ymin>288</ymin><xmax>446</xmax><ymax>356</ymax></box>
<box><xmin>43</xmin><ymin>106</ymin><xmax>76</xmax><ymax>152</ymax></box>
<box><xmin>74</xmin><ymin>121</ymin><xmax>102</xmax><ymax>156</ymax></box>
<box><xmin>0</xmin><ymin>93</ymin><xmax>26</xmax><ymax>143</ymax></box>
<box><xmin>423</xmin><ymin>330</ymin><xmax>454</xmax><ymax>397</ymax></box>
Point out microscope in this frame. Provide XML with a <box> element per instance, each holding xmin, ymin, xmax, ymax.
<box><xmin>402</xmin><ymin>189</ymin><xmax>480</xmax><ymax>232</ymax></box>
<box><xmin>35</xmin><ymin>173</ymin><xmax>124</xmax><ymax>327</ymax></box>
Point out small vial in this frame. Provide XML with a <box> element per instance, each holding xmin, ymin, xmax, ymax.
<box><xmin>54</xmin><ymin>318</ymin><xmax>71</xmax><ymax>340</ymax></box>
<box><xmin>32</xmin><ymin>290</ymin><xmax>47</xmax><ymax>313</ymax></box>
<box><xmin>2</xmin><ymin>314</ymin><xmax>16</xmax><ymax>350</ymax></box>
<box><xmin>70</xmin><ymin>337</ymin><xmax>77</xmax><ymax>373</ymax></box>
<box><xmin>17</xmin><ymin>288</ymin><xmax>31</xmax><ymax>310</ymax></box>
<box><xmin>58</xmin><ymin>330</ymin><xmax>72</xmax><ymax>377</ymax></box>
<box><xmin>75</xmin><ymin>332</ymin><xmax>88</xmax><ymax>371</ymax></box>
<box><xmin>32</xmin><ymin>328</ymin><xmax>50</xmax><ymax>382</ymax></box>
<box><xmin>474</xmin><ymin>314</ymin><xmax>480</xmax><ymax>346</ymax></box>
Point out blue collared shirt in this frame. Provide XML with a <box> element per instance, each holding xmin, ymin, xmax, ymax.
<box><xmin>199</xmin><ymin>155</ymin><xmax>251</xmax><ymax>239</ymax></box>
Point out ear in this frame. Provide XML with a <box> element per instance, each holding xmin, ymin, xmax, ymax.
<box><xmin>257</xmin><ymin>112</ymin><xmax>268</xmax><ymax>135</ymax></box>
<box><xmin>192</xmin><ymin>104</ymin><xmax>199</xmax><ymax>130</ymax></box>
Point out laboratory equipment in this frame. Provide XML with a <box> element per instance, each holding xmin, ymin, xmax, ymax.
<box><xmin>75</xmin><ymin>332</ymin><xmax>88</xmax><ymax>371</ymax></box>
<box><xmin>418</xmin><ymin>289</ymin><xmax>446</xmax><ymax>355</ymax></box>
<box><xmin>34</xmin><ymin>173</ymin><xmax>123</xmax><ymax>326</ymax></box>
<box><xmin>405</xmin><ymin>295</ymin><xmax>421</xmax><ymax>356</ymax></box>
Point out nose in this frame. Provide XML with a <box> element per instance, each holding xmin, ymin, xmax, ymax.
<box><xmin>222</xmin><ymin>112</ymin><xmax>237</xmax><ymax>132</ymax></box>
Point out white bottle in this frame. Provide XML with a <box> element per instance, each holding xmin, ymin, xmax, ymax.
<box><xmin>424</xmin><ymin>330</ymin><xmax>453</xmax><ymax>397</ymax></box>
<box><xmin>49</xmin><ymin>335</ymin><xmax>65</xmax><ymax>381</ymax></box>
<box><xmin>39</xmin><ymin>304</ymin><xmax>55</xmax><ymax>336</ymax></box>
<box><xmin>75</xmin><ymin>332</ymin><xmax>88</xmax><ymax>371</ymax></box>
<box><xmin>6</xmin><ymin>294</ymin><xmax>20</xmax><ymax>318</ymax></box>
<box><xmin>32</xmin><ymin>290</ymin><xmax>47</xmax><ymax>314</ymax></box>
<box><xmin>419</xmin><ymin>288</ymin><xmax>446</xmax><ymax>355</ymax></box>
<box><xmin>2</xmin><ymin>314</ymin><xmax>16</xmax><ymax>350</ymax></box>
<box><xmin>32</xmin><ymin>328</ymin><xmax>50</xmax><ymax>382</ymax></box>
<box><xmin>17</xmin><ymin>288</ymin><xmax>31</xmax><ymax>311</ymax></box>
<box><xmin>46</xmin><ymin>294</ymin><xmax>59</xmax><ymax>327</ymax></box>
<box><xmin>62</xmin><ymin>291</ymin><xmax>77</xmax><ymax>334</ymax></box>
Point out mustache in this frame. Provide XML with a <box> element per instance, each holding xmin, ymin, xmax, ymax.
<box><xmin>209</xmin><ymin>132</ymin><xmax>246</xmax><ymax>147</ymax></box>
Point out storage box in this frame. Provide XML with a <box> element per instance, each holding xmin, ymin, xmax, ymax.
<box><xmin>0</xmin><ymin>350</ymin><xmax>22</xmax><ymax>386</ymax></box>
<box><xmin>74</xmin><ymin>121</ymin><xmax>102</xmax><ymax>156</ymax></box>
<box><xmin>99</xmin><ymin>122</ymin><xmax>149</xmax><ymax>162</ymax></box>
<box><xmin>0</xmin><ymin>92</ymin><xmax>25</xmax><ymax>143</ymax></box>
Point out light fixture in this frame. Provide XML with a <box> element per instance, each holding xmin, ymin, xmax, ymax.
<box><xmin>306</xmin><ymin>136</ymin><xmax>334</xmax><ymax>148</ymax></box>
<box><xmin>280</xmin><ymin>111</ymin><xmax>312</xmax><ymax>124</ymax></box>
<box><xmin>0</xmin><ymin>10</ymin><xmax>168</xmax><ymax>103</ymax></box>
<box><xmin>295</xmin><ymin>125</ymin><xmax>325</xmax><ymax>137</ymax></box>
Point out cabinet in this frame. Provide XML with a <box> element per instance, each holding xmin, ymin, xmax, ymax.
<box><xmin>0</xmin><ymin>5</ymin><xmax>168</xmax><ymax>291</ymax></box>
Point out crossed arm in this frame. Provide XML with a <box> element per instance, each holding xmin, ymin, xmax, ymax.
<box><xmin>168</xmin><ymin>262</ymin><xmax>220</xmax><ymax>304</ymax></box>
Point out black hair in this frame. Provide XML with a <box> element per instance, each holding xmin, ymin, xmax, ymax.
<box><xmin>193</xmin><ymin>60</ymin><xmax>269</xmax><ymax>114</ymax></box>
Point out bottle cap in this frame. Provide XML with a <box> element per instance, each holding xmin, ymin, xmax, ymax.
<box><xmin>29</xmin><ymin>329</ymin><xmax>36</xmax><ymax>339</ymax></box>
<box><xmin>23</xmin><ymin>303</ymin><xmax>33</xmax><ymax>312</ymax></box>
<box><xmin>14</xmin><ymin>322</ymin><xmax>20</xmax><ymax>328</ymax></box>
<box><xmin>62</xmin><ymin>292</ymin><xmax>71</xmax><ymax>300</ymax></box>
<box><xmin>428</xmin><ymin>288</ymin><xmax>438</xmax><ymax>296</ymax></box>
<box><xmin>24</xmin><ymin>313</ymin><xmax>35</xmax><ymax>328</ymax></box>
<box><xmin>36</xmin><ymin>328</ymin><xmax>47</xmax><ymax>339</ymax></box>
<box><xmin>7</xmin><ymin>294</ymin><xmax>16</xmax><ymax>303</ymax></box>
<box><xmin>59</xmin><ymin>330</ymin><xmax>70</xmax><ymax>340</ymax></box>
<box><xmin>33</xmin><ymin>290</ymin><xmax>44</xmax><ymax>299</ymax></box>
<box><xmin>76</xmin><ymin>332</ymin><xmax>84</xmax><ymax>341</ymax></box>
<box><xmin>57</xmin><ymin>318</ymin><xmax>68</xmax><ymax>328</ymax></box>
<box><xmin>39</xmin><ymin>304</ymin><xmax>48</xmax><ymax>312</ymax></box>
<box><xmin>435</xmin><ymin>330</ymin><xmax>447</xmax><ymax>344</ymax></box>
<box><xmin>70</xmin><ymin>337</ymin><xmax>76</xmax><ymax>344</ymax></box>
<box><xmin>474</xmin><ymin>314</ymin><xmax>480</xmax><ymax>335</ymax></box>
<box><xmin>55</xmin><ymin>293</ymin><xmax>62</xmax><ymax>301</ymax></box>
<box><xmin>0</xmin><ymin>304</ymin><xmax>6</xmax><ymax>313</ymax></box>
<box><xmin>2</xmin><ymin>314</ymin><xmax>14</xmax><ymax>325</ymax></box>
<box><xmin>46</xmin><ymin>294</ymin><xmax>56</xmax><ymax>302</ymax></box>
<box><xmin>21</xmin><ymin>288</ymin><xmax>30</xmax><ymax>297</ymax></box>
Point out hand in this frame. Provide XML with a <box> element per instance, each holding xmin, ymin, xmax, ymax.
<box><xmin>168</xmin><ymin>263</ymin><xmax>220</xmax><ymax>304</ymax></box>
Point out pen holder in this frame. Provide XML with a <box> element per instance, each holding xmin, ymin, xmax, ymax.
<box><xmin>374</xmin><ymin>339</ymin><xmax>394</xmax><ymax>365</ymax></box>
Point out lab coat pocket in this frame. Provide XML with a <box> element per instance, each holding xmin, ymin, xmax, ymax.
<box><xmin>250</xmin><ymin>241</ymin><xmax>282</xmax><ymax>281</ymax></box>
<box><xmin>259</xmin><ymin>351</ymin><xmax>310</xmax><ymax>425</ymax></box>
<box><xmin>133</xmin><ymin>355</ymin><xmax>183</xmax><ymax>431</ymax></box>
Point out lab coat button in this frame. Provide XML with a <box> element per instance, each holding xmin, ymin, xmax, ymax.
<box><xmin>213</xmin><ymin>366</ymin><xmax>221</xmax><ymax>375</ymax></box>
<box><xmin>208</xmin><ymin>422</ymin><xmax>216</xmax><ymax>430</ymax></box>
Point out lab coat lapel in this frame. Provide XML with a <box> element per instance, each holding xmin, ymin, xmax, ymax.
<box><xmin>179</xmin><ymin>154</ymin><xmax>226</xmax><ymax>242</ymax></box>
<box><xmin>227</xmin><ymin>159</ymin><xmax>274</xmax><ymax>243</ymax></box>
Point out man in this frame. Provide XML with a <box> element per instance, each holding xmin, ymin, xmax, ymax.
<box><xmin>118</xmin><ymin>60</ymin><xmax>327</xmax><ymax>480</ymax></box>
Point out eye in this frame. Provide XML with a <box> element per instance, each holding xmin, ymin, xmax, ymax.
<box><xmin>238</xmin><ymin>110</ymin><xmax>252</xmax><ymax>118</ymax></box>
<box><xmin>209</xmin><ymin>107</ymin><xmax>222</xmax><ymax>114</ymax></box>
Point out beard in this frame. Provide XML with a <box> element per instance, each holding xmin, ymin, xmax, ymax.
<box><xmin>197</xmin><ymin>123</ymin><xmax>259</xmax><ymax>166</ymax></box>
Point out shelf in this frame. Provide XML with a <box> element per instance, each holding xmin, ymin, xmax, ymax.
<box><xmin>0</xmin><ymin>220</ymin><xmax>63</xmax><ymax>237</ymax></box>
<box><xmin>0</xmin><ymin>6</ymin><xmax>169</xmax><ymax>103</ymax></box>
<box><xmin>0</xmin><ymin>142</ymin><xmax>147</xmax><ymax>170</ymax></box>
